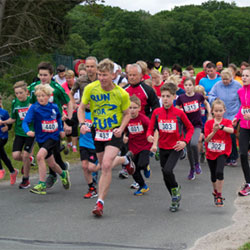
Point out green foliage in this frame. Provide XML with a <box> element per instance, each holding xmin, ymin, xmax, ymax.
<box><xmin>239</xmin><ymin>242</ymin><xmax>250</xmax><ymax>250</ymax></box>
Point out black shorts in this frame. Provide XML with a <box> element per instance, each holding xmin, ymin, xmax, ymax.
<box><xmin>65</xmin><ymin>111</ymin><xmax>79</xmax><ymax>137</ymax></box>
<box><xmin>92</xmin><ymin>129</ymin><xmax>123</xmax><ymax>153</ymax></box>
<box><xmin>12</xmin><ymin>135</ymin><xmax>35</xmax><ymax>153</ymax></box>
<box><xmin>80</xmin><ymin>146</ymin><xmax>98</xmax><ymax>164</ymax></box>
<box><xmin>38</xmin><ymin>139</ymin><xmax>59</xmax><ymax>159</ymax></box>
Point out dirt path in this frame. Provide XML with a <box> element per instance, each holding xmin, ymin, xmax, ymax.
<box><xmin>190</xmin><ymin>195</ymin><xmax>250</xmax><ymax>250</ymax></box>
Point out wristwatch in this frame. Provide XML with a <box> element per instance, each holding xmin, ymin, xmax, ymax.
<box><xmin>220</xmin><ymin>125</ymin><xmax>225</xmax><ymax>130</ymax></box>
<box><xmin>79</xmin><ymin>122</ymin><xmax>85</xmax><ymax>128</ymax></box>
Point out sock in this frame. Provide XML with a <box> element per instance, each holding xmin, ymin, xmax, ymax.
<box><xmin>38</xmin><ymin>181</ymin><xmax>46</xmax><ymax>187</ymax></box>
<box><xmin>124</xmin><ymin>156</ymin><xmax>129</xmax><ymax>165</ymax></box>
<box><xmin>23</xmin><ymin>177</ymin><xmax>29</xmax><ymax>181</ymax></box>
<box><xmin>217</xmin><ymin>192</ymin><xmax>222</xmax><ymax>197</ymax></box>
<box><xmin>60</xmin><ymin>171</ymin><xmax>66</xmax><ymax>178</ymax></box>
<box><xmin>97</xmin><ymin>199</ymin><xmax>104</xmax><ymax>205</ymax></box>
<box><xmin>214</xmin><ymin>189</ymin><xmax>218</xmax><ymax>195</ymax></box>
<box><xmin>88</xmin><ymin>182</ymin><xmax>94</xmax><ymax>188</ymax></box>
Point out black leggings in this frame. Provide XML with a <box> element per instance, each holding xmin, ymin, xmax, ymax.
<box><xmin>159</xmin><ymin>148</ymin><xmax>181</xmax><ymax>195</ymax></box>
<box><xmin>239</xmin><ymin>127</ymin><xmax>250</xmax><ymax>183</ymax></box>
<box><xmin>0</xmin><ymin>138</ymin><xmax>15</xmax><ymax>173</ymax></box>
<box><xmin>132</xmin><ymin>150</ymin><xmax>150</xmax><ymax>188</ymax></box>
<box><xmin>207</xmin><ymin>155</ymin><xmax>226</xmax><ymax>183</ymax></box>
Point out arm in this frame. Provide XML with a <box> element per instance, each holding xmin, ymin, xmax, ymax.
<box><xmin>22</xmin><ymin>105</ymin><xmax>35</xmax><ymax>137</ymax></box>
<box><xmin>150</xmin><ymin>130</ymin><xmax>159</xmax><ymax>153</ymax></box>
<box><xmin>0</xmin><ymin>117</ymin><xmax>16</xmax><ymax>125</ymax></box>
<box><xmin>113</xmin><ymin>108</ymin><xmax>130</xmax><ymax>138</ymax></box>
<box><xmin>207</xmin><ymin>84</ymin><xmax>217</xmax><ymax>105</ymax></box>
<box><xmin>78</xmin><ymin>102</ymin><xmax>89</xmax><ymax>135</ymax></box>
<box><xmin>204</xmin><ymin>100</ymin><xmax>212</xmax><ymax>120</ymax></box>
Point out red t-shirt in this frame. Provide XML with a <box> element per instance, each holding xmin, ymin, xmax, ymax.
<box><xmin>195</xmin><ymin>71</ymin><xmax>206</xmax><ymax>85</ymax></box>
<box><xmin>153</xmin><ymin>82</ymin><xmax>164</xmax><ymax>97</ymax></box>
<box><xmin>204</xmin><ymin>118</ymin><xmax>233</xmax><ymax>160</ymax></box>
<box><xmin>127</xmin><ymin>113</ymin><xmax>152</xmax><ymax>155</ymax></box>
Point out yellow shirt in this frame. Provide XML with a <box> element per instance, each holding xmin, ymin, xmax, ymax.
<box><xmin>82</xmin><ymin>80</ymin><xmax>130</xmax><ymax>130</ymax></box>
<box><xmin>235</xmin><ymin>76</ymin><xmax>243</xmax><ymax>86</ymax></box>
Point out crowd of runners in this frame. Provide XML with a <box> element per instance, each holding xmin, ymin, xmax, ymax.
<box><xmin>0</xmin><ymin>57</ymin><xmax>250</xmax><ymax>216</ymax></box>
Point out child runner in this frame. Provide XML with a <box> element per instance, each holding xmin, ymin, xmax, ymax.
<box><xmin>22</xmin><ymin>84</ymin><xmax>71</xmax><ymax>194</ymax></box>
<box><xmin>147</xmin><ymin>83</ymin><xmax>194</xmax><ymax>212</ymax></box>
<box><xmin>205</xmin><ymin>99</ymin><xmax>233</xmax><ymax>206</ymax></box>
<box><xmin>0</xmin><ymin>96</ymin><xmax>18</xmax><ymax>184</ymax></box>
<box><xmin>80</xmin><ymin>105</ymin><xmax>100</xmax><ymax>199</ymax></box>
<box><xmin>125</xmin><ymin>95</ymin><xmax>153</xmax><ymax>195</ymax></box>
<box><xmin>1</xmin><ymin>81</ymin><xmax>35</xmax><ymax>188</ymax></box>
<box><xmin>232</xmin><ymin>67</ymin><xmax>250</xmax><ymax>196</ymax></box>
<box><xmin>176</xmin><ymin>77</ymin><xmax>211</xmax><ymax>180</ymax></box>
<box><xmin>194</xmin><ymin>85</ymin><xmax>207</xmax><ymax>163</ymax></box>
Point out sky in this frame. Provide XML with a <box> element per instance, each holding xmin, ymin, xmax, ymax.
<box><xmin>102</xmin><ymin>0</ymin><xmax>249</xmax><ymax>14</ymax></box>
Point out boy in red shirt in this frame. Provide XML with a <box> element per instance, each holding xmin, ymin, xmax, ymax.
<box><xmin>125</xmin><ymin>95</ymin><xmax>155</xmax><ymax>195</ymax></box>
<box><xmin>147</xmin><ymin>83</ymin><xmax>194</xmax><ymax>212</ymax></box>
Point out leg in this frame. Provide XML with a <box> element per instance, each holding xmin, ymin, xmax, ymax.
<box><xmin>36</xmin><ymin>148</ymin><xmax>49</xmax><ymax>182</ymax></box>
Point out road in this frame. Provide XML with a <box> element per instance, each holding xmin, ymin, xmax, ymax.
<box><xmin>0</xmin><ymin>157</ymin><xmax>244</xmax><ymax>250</ymax></box>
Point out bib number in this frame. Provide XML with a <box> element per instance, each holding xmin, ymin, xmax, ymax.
<box><xmin>159</xmin><ymin>119</ymin><xmax>176</xmax><ymax>133</ymax></box>
<box><xmin>208</xmin><ymin>140</ymin><xmax>225</xmax><ymax>152</ymax></box>
<box><xmin>242</xmin><ymin>106</ymin><xmax>250</xmax><ymax>115</ymax></box>
<box><xmin>95</xmin><ymin>130</ymin><xmax>113</xmax><ymax>141</ymax></box>
<box><xmin>85</xmin><ymin>119</ymin><xmax>92</xmax><ymax>132</ymax></box>
<box><xmin>183</xmin><ymin>101</ymin><xmax>199</xmax><ymax>113</ymax></box>
<box><xmin>18</xmin><ymin>108</ymin><xmax>28</xmax><ymax>120</ymax></box>
<box><xmin>42</xmin><ymin>119</ymin><xmax>58</xmax><ymax>133</ymax></box>
<box><xmin>128</xmin><ymin>122</ymin><xmax>144</xmax><ymax>134</ymax></box>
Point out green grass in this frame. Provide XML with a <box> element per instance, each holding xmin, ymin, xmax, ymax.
<box><xmin>239</xmin><ymin>243</ymin><xmax>250</xmax><ymax>250</ymax></box>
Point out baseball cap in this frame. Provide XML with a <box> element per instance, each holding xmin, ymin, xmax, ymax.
<box><xmin>154</xmin><ymin>58</ymin><xmax>161</xmax><ymax>63</ymax></box>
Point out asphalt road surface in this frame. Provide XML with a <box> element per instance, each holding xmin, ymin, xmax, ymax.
<box><xmin>0</xmin><ymin>157</ymin><xmax>244</xmax><ymax>250</ymax></box>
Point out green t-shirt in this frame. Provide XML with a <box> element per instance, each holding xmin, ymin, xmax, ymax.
<box><xmin>28</xmin><ymin>80</ymin><xmax>70</xmax><ymax>114</ymax></box>
<box><xmin>11</xmin><ymin>96</ymin><xmax>34</xmax><ymax>137</ymax></box>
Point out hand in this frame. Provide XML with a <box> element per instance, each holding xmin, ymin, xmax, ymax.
<box><xmin>173</xmin><ymin>141</ymin><xmax>186</xmax><ymax>151</ymax></box>
<box><xmin>61</xmin><ymin>113</ymin><xmax>68</xmax><ymax>121</ymax></box>
<box><xmin>60</xmin><ymin>131</ymin><xmax>65</xmax><ymax>139</ymax></box>
<box><xmin>213</xmin><ymin>123</ymin><xmax>220</xmax><ymax>133</ymax></box>
<box><xmin>113</xmin><ymin>127</ymin><xmax>122</xmax><ymax>138</ymax></box>
<box><xmin>80</xmin><ymin>124</ymin><xmax>89</xmax><ymax>135</ymax></box>
<box><xmin>232</xmin><ymin>118</ymin><xmax>238</xmax><ymax>127</ymax></box>
<box><xmin>207</xmin><ymin>113</ymin><xmax>213</xmax><ymax>120</ymax></box>
<box><xmin>1</xmin><ymin>125</ymin><xmax>8</xmax><ymax>132</ymax></box>
<box><xmin>0</xmin><ymin>120</ymin><xmax>4</xmax><ymax>126</ymax></box>
<box><xmin>64</xmin><ymin>124</ymin><xmax>72</xmax><ymax>135</ymax></box>
<box><xmin>147</xmin><ymin>135</ymin><xmax>154</xmax><ymax>143</ymax></box>
<box><xmin>150</xmin><ymin>145</ymin><xmax>157</xmax><ymax>153</ymax></box>
<box><xmin>243</xmin><ymin>113</ymin><xmax>250</xmax><ymax>121</ymax></box>
<box><xmin>27</xmin><ymin>131</ymin><xmax>35</xmax><ymax>137</ymax></box>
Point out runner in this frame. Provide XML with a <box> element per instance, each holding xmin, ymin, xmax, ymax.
<box><xmin>176</xmin><ymin>77</ymin><xmax>211</xmax><ymax>180</ymax></box>
<box><xmin>205</xmin><ymin>99</ymin><xmax>233</xmax><ymax>206</ymax></box>
<box><xmin>0</xmin><ymin>81</ymin><xmax>35</xmax><ymax>188</ymax></box>
<box><xmin>0</xmin><ymin>96</ymin><xmax>18</xmax><ymax>185</ymax></box>
<box><xmin>147</xmin><ymin>83</ymin><xmax>194</xmax><ymax>212</ymax></box>
<box><xmin>78</xmin><ymin>58</ymin><xmax>133</xmax><ymax>217</ymax></box>
<box><xmin>232</xmin><ymin>67</ymin><xmax>250</xmax><ymax>196</ymax></box>
<box><xmin>22</xmin><ymin>84</ymin><xmax>71</xmax><ymax>195</ymax></box>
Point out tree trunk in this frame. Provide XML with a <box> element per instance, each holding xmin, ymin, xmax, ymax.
<box><xmin>0</xmin><ymin>0</ymin><xmax>6</xmax><ymax>38</ymax></box>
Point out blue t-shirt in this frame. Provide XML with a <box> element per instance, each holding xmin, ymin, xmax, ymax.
<box><xmin>22</xmin><ymin>102</ymin><xmax>63</xmax><ymax>143</ymax></box>
<box><xmin>0</xmin><ymin>108</ymin><xmax>10</xmax><ymax>139</ymax></box>
<box><xmin>79</xmin><ymin>111</ymin><xmax>95</xmax><ymax>149</ymax></box>
<box><xmin>199</xmin><ymin>75</ymin><xmax>221</xmax><ymax>94</ymax></box>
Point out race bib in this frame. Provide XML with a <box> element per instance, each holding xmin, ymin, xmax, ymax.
<box><xmin>159</xmin><ymin>119</ymin><xmax>176</xmax><ymax>133</ymax></box>
<box><xmin>85</xmin><ymin>119</ymin><xmax>92</xmax><ymax>132</ymax></box>
<box><xmin>48</xmin><ymin>93</ymin><xmax>54</xmax><ymax>103</ymax></box>
<box><xmin>41</xmin><ymin>119</ymin><xmax>58</xmax><ymax>133</ymax></box>
<box><xmin>241</xmin><ymin>106</ymin><xmax>250</xmax><ymax>115</ymax></box>
<box><xmin>200</xmin><ymin>106</ymin><xmax>206</xmax><ymax>116</ymax></box>
<box><xmin>183</xmin><ymin>100</ymin><xmax>199</xmax><ymax>113</ymax></box>
<box><xmin>18</xmin><ymin>108</ymin><xmax>28</xmax><ymax>120</ymax></box>
<box><xmin>95</xmin><ymin>129</ymin><xmax>113</xmax><ymax>141</ymax></box>
<box><xmin>127</xmin><ymin>122</ymin><xmax>144</xmax><ymax>134</ymax></box>
<box><xmin>208</xmin><ymin>140</ymin><xmax>225</xmax><ymax>152</ymax></box>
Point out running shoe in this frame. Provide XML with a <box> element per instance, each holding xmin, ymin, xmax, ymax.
<box><xmin>92</xmin><ymin>201</ymin><xmax>104</xmax><ymax>217</ymax></box>
<box><xmin>171</xmin><ymin>186</ymin><xmax>181</xmax><ymax>202</ymax></box>
<box><xmin>30</xmin><ymin>183</ymin><xmax>46</xmax><ymax>195</ymax></box>
<box><xmin>180</xmin><ymin>148</ymin><xmax>186</xmax><ymax>160</ymax></box>
<box><xmin>84</xmin><ymin>187</ymin><xmax>98</xmax><ymax>199</ymax></box>
<box><xmin>61</xmin><ymin>170</ymin><xmax>71</xmax><ymax>189</ymax></box>
<box><xmin>19</xmin><ymin>179</ymin><xmax>30</xmax><ymax>189</ymax></box>
<box><xmin>155</xmin><ymin>151</ymin><xmax>160</xmax><ymax>161</ymax></box>
<box><xmin>30</xmin><ymin>156</ymin><xmax>36</xmax><ymax>167</ymax></box>
<box><xmin>0</xmin><ymin>169</ymin><xmax>6</xmax><ymax>179</ymax></box>
<box><xmin>144</xmin><ymin>165</ymin><xmax>151</xmax><ymax>178</ymax></box>
<box><xmin>238</xmin><ymin>184</ymin><xmax>250</xmax><ymax>196</ymax></box>
<box><xmin>195</xmin><ymin>163</ymin><xmax>202</xmax><ymax>175</ymax></box>
<box><xmin>188</xmin><ymin>169</ymin><xmax>195</xmax><ymax>180</ymax></box>
<box><xmin>92</xmin><ymin>171</ymin><xmax>98</xmax><ymax>184</ymax></box>
<box><xmin>64</xmin><ymin>161</ymin><xmax>70</xmax><ymax>170</ymax></box>
<box><xmin>134</xmin><ymin>184</ymin><xmax>149</xmax><ymax>196</ymax></box>
<box><xmin>119</xmin><ymin>168</ymin><xmax>129</xmax><ymax>179</ymax></box>
<box><xmin>45</xmin><ymin>174</ymin><xmax>58</xmax><ymax>188</ymax></box>
<box><xmin>10</xmin><ymin>169</ymin><xmax>19</xmax><ymax>185</ymax></box>
<box><xmin>72</xmin><ymin>146</ymin><xmax>78</xmax><ymax>153</ymax></box>
<box><xmin>230</xmin><ymin>160</ymin><xmax>237</xmax><ymax>166</ymax></box>
<box><xmin>123</xmin><ymin>152</ymin><xmax>135</xmax><ymax>175</ymax></box>
<box><xmin>215</xmin><ymin>196</ymin><xmax>225</xmax><ymax>207</ymax></box>
<box><xmin>130</xmin><ymin>182</ymin><xmax>139</xmax><ymax>189</ymax></box>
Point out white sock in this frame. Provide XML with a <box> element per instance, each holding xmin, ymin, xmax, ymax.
<box><xmin>123</xmin><ymin>156</ymin><xmax>129</xmax><ymax>165</ymax></box>
<box><xmin>97</xmin><ymin>199</ymin><xmax>104</xmax><ymax>205</ymax></box>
